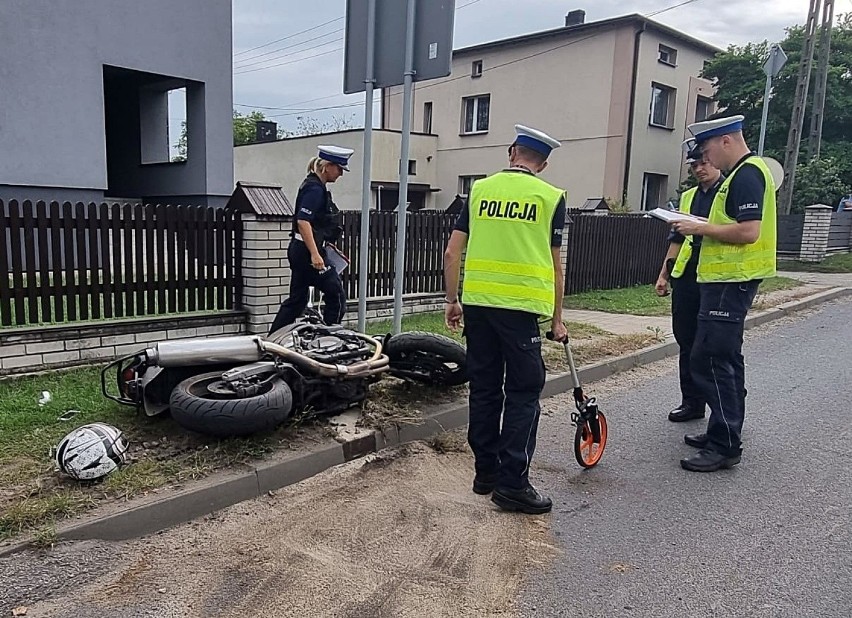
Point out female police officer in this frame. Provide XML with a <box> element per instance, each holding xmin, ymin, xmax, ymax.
<box><xmin>269</xmin><ymin>145</ymin><xmax>353</xmax><ymax>333</ymax></box>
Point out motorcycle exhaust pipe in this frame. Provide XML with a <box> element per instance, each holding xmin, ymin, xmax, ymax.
<box><xmin>147</xmin><ymin>336</ymin><xmax>264</xmax><ymax>367</ymax></box>
<box><xmin>261</xmin><ymin>334</ymin><xmax>389</xmax><ymax>378</ymax></box>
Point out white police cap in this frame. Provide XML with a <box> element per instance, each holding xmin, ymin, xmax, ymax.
<box><xmin>682</xmin><ymin>138</ymin><xmax>701</xmax><ymax>163</ymax></box>
<box><xmin>317</xmin><ymin>145</ymin><xmax>354</xmax><ymax>171</ymax></box>
<box><xmin>688</xmin><ymin>115</ymin><xmax>745</xmax><ymax>144</ymax></box>
<box><xmin>512</xmin><ymin>124</ymin><xmax>561</xmax><ymax>158</ymax></box>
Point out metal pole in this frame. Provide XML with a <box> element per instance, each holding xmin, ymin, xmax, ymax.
<box><xmin>392</xmin><ymin>0</ymin><xmax>416</xmax><ymax>335</ymax></box>
<box><xmin>357</xmin><ymin>0</ymin><xmax>377</xmax><ymax>333</ymax></box>
<box><xmin>758</xmin><ymin>72</ymin><xmax>772</xmax><ymax>157</ymax></box>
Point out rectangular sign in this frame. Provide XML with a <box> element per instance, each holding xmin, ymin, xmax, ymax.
<box><xmin>343</xmin><ymin>0</ymin><xmax>456</xmax><ymax>94</ymax></box>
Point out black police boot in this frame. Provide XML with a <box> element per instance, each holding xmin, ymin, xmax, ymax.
<box><xmin>472</xmin><ymin>474</ymin><xmax>497</xmax><ymax>495</ymax></box>
<box><xmin>491</xmin><ymin>485</ymin><xmax>552</xmax><ymax>514</ymax></box>
<box><xmin>684</xmin><ymin>433</ymin><xmax>709</xmax><ymax>448</ymax></box>
<box><xmin>680</xmin><ymin>449</ymin><xmax>741</xmax><ymax>472</ymax></box>
<box><xmin>668</xmin><ymin>404</ymin><xmax>705</xmax><ymax>423</ymax></box>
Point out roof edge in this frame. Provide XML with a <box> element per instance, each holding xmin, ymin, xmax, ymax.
<box><xmin>452</xmin><ymin>13</ymin><xmax>721</xmax><ymax>57</ymax></box>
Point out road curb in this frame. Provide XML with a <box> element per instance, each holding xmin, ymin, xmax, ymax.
<box><xmin>2</xmin><ymin>286</ymin><xmax>849</xmax><ymax>556</ymax></box>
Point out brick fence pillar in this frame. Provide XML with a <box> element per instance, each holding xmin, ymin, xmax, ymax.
<box><xmin>799</xmin><ymin>204</ymin><xmax>833</xmax><ymax>263</ymax></box>
<box><xmin>240</xmin><ymin>214</ymin><xmax>291</xmax><ymax>334</ymax></box>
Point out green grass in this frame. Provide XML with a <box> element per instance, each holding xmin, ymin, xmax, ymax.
<box><xmin>756</xmin><ymin>276</ymin><xmax>802</xmax><ymax>294</ymax></box>
<box><xmin>779</xmin><ymin>253</ymin><xmax>852</xmax><ymax>273</ymax></box>
<box><xmin>0</xmin><ymin>365</ymin><xmax>320</xmax><ymax>541</ymax></box>
<box><xmin>563</xmin><ymin>277</ymin><xmax>803</xmax><ymax>316</ymax></box>
<box><xmin>564</xmin><ymin>285</ymin><xmax>672</xmax><ymax>316</ymax></box>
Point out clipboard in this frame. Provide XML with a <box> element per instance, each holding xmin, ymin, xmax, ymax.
<box><xmin>324</xmin><ymin>243</ymin><xmax>350</xmax><ymax>274</ymax></box>
<box><xmin>647</xmin><ymin>208</ymin><xmax>707</xmax><ymax>224</ymax></box>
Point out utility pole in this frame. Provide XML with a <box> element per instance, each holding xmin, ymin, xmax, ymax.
<box><xmin>778</xmin><ymin>0</ymin><xmax>821</xmax><ymax>215</ymax></box>
<box><xmin>807</xmin><ymin>0</ymin><xmax>835</xmax><ymax>160</ymax></box>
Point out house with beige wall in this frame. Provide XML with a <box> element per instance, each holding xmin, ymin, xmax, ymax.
<box><xmin>234</xmin><ymin>129</ymin><xmax>439</xmax><ymax>211</ymax></box>
<box><xmin>381</xmin><ymin>11</ymin><xmax>719</xmax><ymax>211</ymax></box>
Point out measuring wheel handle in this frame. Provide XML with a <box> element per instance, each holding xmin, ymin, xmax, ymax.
<box><xmin>546</xmin><ymin>330</ymin><xmax>608</xmax><ymax>468</ymax></box>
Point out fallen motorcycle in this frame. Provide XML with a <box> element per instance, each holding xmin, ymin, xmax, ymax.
<box><xmin>101</xmin><ymin>310</ymin><xmax>468</xmax><ymax>438</ymax></box>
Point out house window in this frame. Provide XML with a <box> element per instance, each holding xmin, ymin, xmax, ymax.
<box><xmin>459</xmin><ymin>175</ymin><xmax>486</xmax><ymax>197</ymax></box>
<box><xmin>658</xmin><ymin>44</ymin><xmax>678</xmax><ymax>66</ymax></box>
<box><xmin>695</xmin><ymin>96</ymin><xmax>713</xmax><ymax>123</ymax></box>
<box><xmin>408</xmin><ymin>160</ymin><xmax>417</xmax><ymax>175</ymax></box>
<box><xmin>650</xmin><ymin>83</ymin><xmax>676</xmax><ymax>129</ymax></box>
<box><xmin>140</xmin><ymin>85</ymin><xmax>187</xmax><ymax>164</ymax></box>
<box><xmin>423</xmin><ymin>101</ymin><xmax>433</xmax><ymax>133</ymax></box>
<box><xmin>642</xmin><ymin>173</ymin><xmax>668</xmax><ymax>211</ymax></box>
<box><xmin>471</xmin><ymin>60</ymin><xmax>483</xmax><ymax>78</ymax></box>
<box><xmin>461</xmin><ymin>95</ymin><xmax>490</xmax><ymax>134</ymax></box>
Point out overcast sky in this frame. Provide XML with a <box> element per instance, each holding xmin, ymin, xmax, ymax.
<box><xmin>229</xmin><ymin>0</ymin><xmax>833</xmax><ymax>133</ymax></box>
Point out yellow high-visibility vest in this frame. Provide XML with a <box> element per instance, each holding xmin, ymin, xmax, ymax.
<box><xmin>463</xmin><ymin>171</ymin><xmax>565</xmax><ymax>317</ymax></box>
<box><xmin>670</xmin><ymin>187</ymin><xmax>698</xmax><ymax>279</ymax></box>
<box><xmin>697</xmin><ymin>157</ymin><xmax>777</xmax><ymax>283</ymax></box>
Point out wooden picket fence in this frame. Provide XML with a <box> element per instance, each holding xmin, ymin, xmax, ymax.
<box><xmin>0</xmin><ymin>200</ymin><xmax>242</xmax><ymax>327</ymax></box>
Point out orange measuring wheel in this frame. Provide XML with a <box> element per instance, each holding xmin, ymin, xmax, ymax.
<box><xmin>547</xmin><ymin>330</ymin><xmax>609</xmax><ymax>469</ymax></box>
<box><xmin>574</xmin><ymin>410</ymin><xmax>608</xmax><ymax>468</ymax></box>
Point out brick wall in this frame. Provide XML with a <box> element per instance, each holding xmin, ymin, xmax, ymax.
<box><xmin>0</xmin><ymin>312</ymin><xmax>246</xmax><ymax>377</ymax></box>
<box><xmin>799</xmin><ymin>205</ymin><xmax>833</xmax><ymax>262</ymax></box>
<box><xmin>240</xmin><ymin>214</ymin><xmax>292</xmax><ymax>334</ymax></box>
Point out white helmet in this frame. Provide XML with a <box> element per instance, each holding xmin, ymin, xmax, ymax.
<box><xmin>53</xmin><ymin>423</ymin><xmax>129</xmax><ymax>481</ymax></box>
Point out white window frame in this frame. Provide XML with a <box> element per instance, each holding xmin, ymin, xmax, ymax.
<box><xmin>423</xmin><ymin>101</ymin><xmax>433</xmax><ymax>134</ymax></box>
<box><xmin>459</xmin><ymin>175</ymin><xmax>486</xmax><ymax>197</ymax></box>
<box><xmin>471</xmin><ymin>60</ymin><xmax>483</xmax><ymax>78</ymax></box>
<box><xmin>658</xmin><ymin>44</ymin><xmax>678</xmax><ymax>66</ymax></box>
<box><xmin>641</xmin><ymin>173</ymin><xmax>668</xmax><ymax>211</ymax></box>
<box><xmin>461</xmin><ymin>94</ymin><xmax>490</xmax><ymax>135</ymax></box>
<box><xmin>695</xmin><ymin>95</ymin><xmax>713</xmax><ymax>123</ymax></box>
<box><xmin>650</xmin><ymin>83</ymin><xmax>676</xmax><ymax>129</ymax></box>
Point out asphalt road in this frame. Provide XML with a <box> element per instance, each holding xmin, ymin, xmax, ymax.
<box><xmin>521</xmin><ymin>298</ymin><xmax>852</xmax><ymax>618</ymax></box>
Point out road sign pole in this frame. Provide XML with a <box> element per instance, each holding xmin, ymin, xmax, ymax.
<box><xmin>758</xmin><ymin>73</ymin><xmax>772</xmax><ymax>156</ymax></box>
<box><xmin>758</xmin><ymin>44</ymin><xmax>788</xmax><ymax>157</ymax></box>
<box><xmin>391</xmin><ymin>0</ymin><xmax>417</xmax><ymax>334</ymax></box>
<box><xmin>356</xmin><ymin>0</ymin><xmax>377</xmax><ymax>333</ymax></box>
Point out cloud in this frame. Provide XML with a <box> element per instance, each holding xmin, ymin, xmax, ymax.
<box><xmin>231</xmin><ymin>0</ymin><xmax>819</xmax><ymax>128</ymax></box>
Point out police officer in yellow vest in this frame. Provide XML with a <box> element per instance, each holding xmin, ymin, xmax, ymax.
<box><xmin>669</xmin><ymin>115</ymin><xmax>777</xmax><ymax>472</ymax></box>
<box><xmin>655</xmin><ymin>143</ymin><xmax>722</xmax><ymax>423</ymax></box>
<box><xmin>443</xmin><ymin>124</ymin><xmax>568</xmax><ymax>514</ymax></box>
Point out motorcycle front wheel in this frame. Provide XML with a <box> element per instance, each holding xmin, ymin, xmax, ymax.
<box><xmin>169</xmin><ymin>371</ymin><xmax>293</xmax><ymax>438</ymax></box>
<box><xmin>384</xmin><ymin>331</ymin><xmax>468</xmax><ymax>387</ymax></box>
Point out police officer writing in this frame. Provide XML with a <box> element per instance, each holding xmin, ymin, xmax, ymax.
<box><xmin>669</xmin><ymin>115</ymin><xmax>777</xmax><ymax>472</ymax></box>
<box><xmin>269</xmin><ymin>145</ymin><xmax>353</xmax><ymax>334</ymax></box>
<box><xmin>443</xmin><ymin>124</ymin><xmax>568</xmax><ymax>514</ymax></box>
<box><xmin>655</xmin><ymin>144</ymin><xmax>722</xmax><ymax>423</ymax></box>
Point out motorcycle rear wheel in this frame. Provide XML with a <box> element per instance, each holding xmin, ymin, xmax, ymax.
<box><xmin>384</xmin><ymin>331</ymin><xmax>468</xmax><ymax>387</ymax></box>
<box><xmin>169</xmin><ymin>371</ymin><xmax>293</xmax><ymax>438</ymax></box>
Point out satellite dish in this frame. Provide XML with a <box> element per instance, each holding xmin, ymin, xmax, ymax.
<box><xmin>762</xmin><ymin>156</ymin><xmax>784</xmax><ymax>190</ymax></box>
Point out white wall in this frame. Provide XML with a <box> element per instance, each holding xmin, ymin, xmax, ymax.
<box><xmin>233</xmin><ymin>130</ymin><xmax>438</xmax><ymax>210</ymax></box>
<box><xmin>627</xmin><ymin>29</ymin><xmax>716</xmax><ymax>209</ymax></box>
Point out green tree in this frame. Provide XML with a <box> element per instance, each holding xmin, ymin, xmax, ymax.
<box><xmin>701</xmin><ymin>13</ymin><xmax>852</xmax><ymax>203</ymax></box>
<box><xmin>232</xmin><ymin>110</ymin><xmax>269</xmax><ymax>146</ymax></box>
<box><xmin>789</xmin><ymin>156</ymin><xmax>850</xmax><ymax>213</ymax></box>
<box><xmin>174</xmin><ymin>109</ymin><xmax>358</xmax><ymax>157</ymax></box>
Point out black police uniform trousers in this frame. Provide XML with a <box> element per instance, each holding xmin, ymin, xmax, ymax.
<box><xmin>464</xmin><ymin>304</ymin><xmax>547</xmax><ymax>491</ymax></box>
<box><xmin>670</xmin><ymin>259</ymin><xmax>705</xmax><ymax>411</ymax></box>
<box><xmin>689</xmin><ymin>280</ymin><xmax>761</xmax><ymax>456</ymax></box>
<box><xmin>268</xmin><ymin>240</ymin><xmax>346</xmax><ymax>333</ymax></box>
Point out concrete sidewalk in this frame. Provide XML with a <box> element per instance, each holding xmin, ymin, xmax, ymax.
<box><xmin>778</xmin><ymin>270</ymin><xmax>852</xmax><ymax>288</ymax></box>
<box><xmin>565</xmin><ymin>276</ymin><xmax>847</xmax><ymax>340</ymax></box>
<box><xmin>565</xmin><ymin>309</ymin><xmax>672</xmax><ymax>337</ymax></box>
